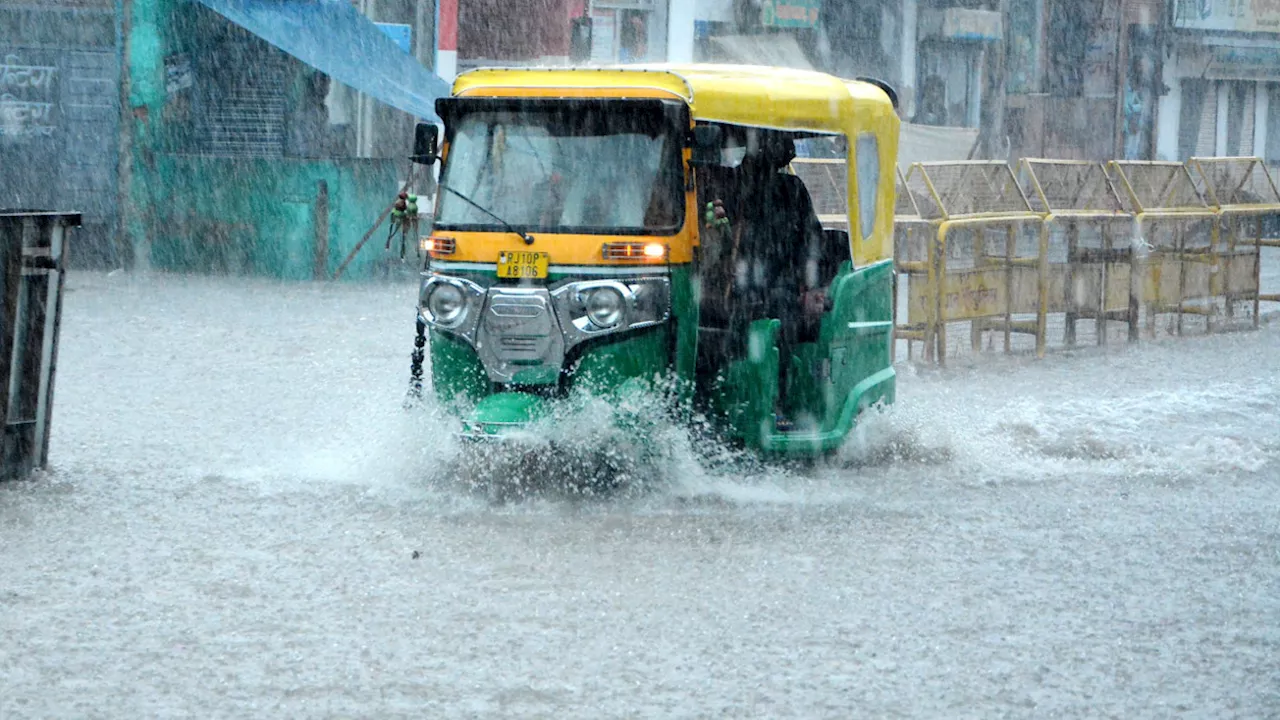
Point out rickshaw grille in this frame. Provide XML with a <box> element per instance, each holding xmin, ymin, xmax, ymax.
<box><xmin>500</xmin><ymin>337</ymin><xmax>539</xmax><ymax>352</ymax></box>
<box><xmin>476</xmin><ymin>289</ymin><xmax>566</xmax><ymax>383</ymax></box>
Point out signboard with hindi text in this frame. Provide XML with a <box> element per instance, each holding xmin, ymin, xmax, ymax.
<box><xmin>0</xmin><ymin>52</ymin><xmax>58</xmax><ymax>141</ymax></box>
<box><xmin>762</xmin><ymin>0</ymin><xmax>821</xmax><ymax>29</ymax></box>
<box><xmin>1173</xmin><ymin>0</ymin><xmax>1280</xmax><ymax>33</ymax></box>
<box><xmin>0</xmin><ymin>48</ymin><xmax>60</xmax><ymax>215</ymax></box>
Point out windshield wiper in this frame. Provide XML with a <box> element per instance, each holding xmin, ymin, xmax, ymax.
<box><xmin>439</xmin><ymin>184</ymin><xmax>535</xmax><ymax>245</ymax></box>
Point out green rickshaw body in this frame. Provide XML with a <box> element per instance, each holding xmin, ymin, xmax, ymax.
<box><xmin>412</xmin><ymin>64</ymin><xmax>899</xmax><ymax>457</ymax></box>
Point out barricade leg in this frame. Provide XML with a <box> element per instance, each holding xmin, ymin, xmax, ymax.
<box><xmin>924</xmin><ymin>229</ymin><xmax>940</xmax><ymax>364</ymax></box>
<box><xmin>1098</xmin><ymin>223</ymin><xmax>1111</xmax><ymax>346</ymax></box>
<box><xmin>1003</xmin><ymin>222</ymin><xmax>1013</xmax><ymax>348</ymax></box>
<box><xmin>1132</xmin><ymin>217</ymin><xmax>1150</xmax><ymax>341</ymax></box>
<box><xmin>1064</xmin><ymin>222</ymin><xmax>1078</xmax><ymax>346</ymax></box>
<box><xmin>1255</xmin><ymin>217</ymin><xmax>1263</xmax><ymax>328</ymax></box>
<box><xmin>971</xmin><ymin>227</ymin><xmax>987</xmax><ymax>353</ymax></box>
<box><xmin>1037</xmin><ymin>223</ymin><xmax>1049</xmax><ymax>357</ymax></box>
<box><xmin>1176</xmin><ymin>224</ymin><xmax>1187</xmax><ymax>336</ymax></box>
<box><xmin>1222</xmin><ymin>218</ymin><xmax>1234</xmax><ymax>321</ymax></box>
<box><xmin>936</xmin><ymin>229</ymin><xmax>948</xmax><ymax>366</ymax></box>
<box><xmin>1208</xmin><ymin>217</ymin><xmax>1221</xmax><ymax>332</ymax></box>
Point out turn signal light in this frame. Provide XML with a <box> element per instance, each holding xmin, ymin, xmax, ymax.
<box><xmin>422</xmin><ymin>235</ymin><xmax>456</xmax><ymax>255</ymax></box>
<box><xmin>602</xmin><ymin>242</ymin><xmax>668</xmax><ymax>260</ymax></box>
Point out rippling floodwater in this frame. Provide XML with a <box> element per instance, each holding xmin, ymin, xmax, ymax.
<box><xmin>3</xmin><ymin>272</ymin><xmax>1278</xmax><ymax>718</ymax></box>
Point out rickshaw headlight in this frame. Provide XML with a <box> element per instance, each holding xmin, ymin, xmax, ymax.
<box><xmin>584</xmin><ymin>287</ymin><xmax>624</xmax><ymax>329</ymax></box>
<box><xmin>552</xmin><ymin>278</ymin><xmax>668</xmax><ymax>340</ymax></box>
<box><xmin>427</xmin><ymin>283</ymin><xmax>466</xmax><ymax>325</ymax></box>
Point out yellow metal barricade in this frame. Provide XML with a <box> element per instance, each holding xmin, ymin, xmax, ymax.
<box><xmin>1108</xmin><ymin>161</ymin><xmax>1221</xmax><ymax>336</ymax></box>
<box><xmin>1186</xmin><ymin>157</ymin><xmax>1280</xmax><ymax>327</ymax></box>
<box><xmin>1018</xmin><ymin>159</ymin><xmax>1136</xmax><ymax>345</ymax></box>
<box><xmin>901</xmin><ymin>161</ymin><xmax>1046</xmax><ymax>365</ymax></box>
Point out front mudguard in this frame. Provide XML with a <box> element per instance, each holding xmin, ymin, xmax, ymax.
<box><xmin>455</xmin><ymin>384</ymin><xmax>670</xmax><ymax>494</ymax></box>
<box><xmin>461</xmin><ymin>392</ymin><xmax>550</xmax><ymax>437</ymax></box>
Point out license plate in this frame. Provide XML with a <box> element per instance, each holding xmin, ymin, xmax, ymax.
<box><xmin>496</xmin><ymin>251</ymin><xmax>549</xmax><ymax>279</ymax></box>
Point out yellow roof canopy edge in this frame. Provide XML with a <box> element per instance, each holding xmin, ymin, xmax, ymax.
<box><xmin>450</xmin><ymin>64</ymin><xmax>898</xmax><ymax>136</ymax></box>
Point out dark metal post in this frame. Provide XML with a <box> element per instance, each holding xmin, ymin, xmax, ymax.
<box><xmin>0</xmin><ymin>212</ymin><xmax>78</xmax><ymax>479</ymax></box>
<box><xmin>314</xmin><ymin>180</ymin><xmax>330</xmax><ymax>280</ymax></box>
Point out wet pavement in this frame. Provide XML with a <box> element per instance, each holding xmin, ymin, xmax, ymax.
<box><xmin>2</xmin><ymin>271</ymin><xmax>1278</xmax><ymax>718</ymax></box>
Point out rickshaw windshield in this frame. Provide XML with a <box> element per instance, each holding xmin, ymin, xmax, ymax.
<box><xmin>436</xmin><ymin>103</ymin><xmax>684</xmax><ymax>235</ymax></box>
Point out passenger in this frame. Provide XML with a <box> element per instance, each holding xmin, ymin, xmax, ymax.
<box><xmin>737</xmin><ymin>139</ymin><xmax>828</xmax><ymax>418</ymax></box>
<box><xmin>733</xmin><ymin>138</ymin><xmax>827</xmax><ymax>337</ymax></box>
<box><xmin>698</xmin><ymin>136</ymin><xmax>828</xmax><ymax>418</ymax></box>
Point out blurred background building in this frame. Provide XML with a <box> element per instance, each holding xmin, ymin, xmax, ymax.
<box><xmin>1</xmin><ymin>0</ymin><xmax>450</xmax><ymax>277</ymax></box>
<box><xmin>6</xmin><ymin>0</ymin><xmax>1280</xmax><ymax>277</ymax></box>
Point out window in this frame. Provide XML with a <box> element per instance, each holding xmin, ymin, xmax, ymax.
<box><xmin>436</xmin><ymin>105</ymin><xmax>683</xmax><ymax>234</ymax></box>
<box><xmin>855</xmin><ymin>133</ymin><xmax>880</xmax><ymax>240</ymax></box>
<box><xmin>1225</xmin><ymin>81</ymin><xmax>1257</xmax><ymax>157</ymax></box>
<box><xmin>1180</xmin><ymin>80</ymin><xmax>1260</xmax><ymax>160</ymax></box>
<box><xmin>1178</xmin><ymin>79</ymin><xmax>1213</xmax><ymax>160</ymax></box>
<box><xmin>1267</xmin><ymin>85</ymin><xmax>1280</xmax><ymax>164</ymax></box>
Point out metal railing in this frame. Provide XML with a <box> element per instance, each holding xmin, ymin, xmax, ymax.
<box><xmin>883</xmin><ymin>156</ymin><xmax>1280</xmax><ymax>365</ymax></box>
<box><xmin>898</xmin><ymin>161</ymin><xmax>1046</xmax><ymax>365</ymax></box>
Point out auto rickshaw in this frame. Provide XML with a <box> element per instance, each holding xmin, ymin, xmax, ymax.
<box><xmin>409</xmin><ymin>64</ymin><xmax>898</xmax><ymax>457</ymax></box>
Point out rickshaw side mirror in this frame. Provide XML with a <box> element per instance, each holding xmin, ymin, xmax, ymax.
<box><xmin>688</xmin><ymin>125</ymin><xmax>723</xmax><ymax>166</ymax></box>
<box><xmin>411</xmin><ymin>122</ymin><xmax>439</xmax><ymax>164</ymax></box>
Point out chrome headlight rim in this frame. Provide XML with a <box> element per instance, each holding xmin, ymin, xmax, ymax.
<box><xmin>551</xmin><ymin>277</ymin><xmax>670</xmax><ymax>343</ymax></box>
<box><xmin>419</xmin><ymin>275</ymin><xmax>485</xmax><ymax>334</ymax></box>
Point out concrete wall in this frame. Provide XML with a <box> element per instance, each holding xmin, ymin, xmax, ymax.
<box><xmin>149</xmin><ymin>156</ymin><xmax>398</xmax><ymax>280</ymax></box>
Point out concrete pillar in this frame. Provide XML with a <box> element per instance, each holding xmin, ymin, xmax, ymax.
<box><xmin>1215</xmin><ymin>81</ymin><xmax>1229</xmax><ymax>156</ymax></box>
<box><xmin>357</xmin><ymin>0</ymin><xmax>376</xmax><ymax>157</ymax></box>
<box><xmin>435</xmin><ymin>0</ymin><xmax>457</xmax><ymax>81</ymax></box>
<box><xmin>667</xmin><ymin>0</ymin><xmax>695</xmax><ymax>63</ymax></box>
<box><xmin>415</xmin><ymin>0</ymin><xmax>436</xmax><ymax>70</ymax></box>
<box><xmin>1156</xmin><ymin>48</ymin><xmax>1180</xmax><ymax>160</ymax></box>
<box><xmin>901</xmin><ymin>0</ymin><xmax>918</xmax><ymax>117</ymax></box>
<box><xmin>121</xmin><ymin>0</ymin><xmax>165</xmax><ymax>272</ymax></box>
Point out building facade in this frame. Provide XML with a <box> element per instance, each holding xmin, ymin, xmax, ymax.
<box><xmin>456</xmin><ymin>0</ymin><xmax>673</xmax><ymax>70</ymax></box>
<box><xmin>0</xmin><ymin>0</ymin><xmax>122</xmax><ymax>266</ymax></box>
<box><xmin>116</xmin><ymin>0</ymin><xmax>448</xmax><ymax>278</ymax></box>
<box><xmin>1156</xmin><ymin>0</ymin><xmax>1280</xmax><ymax>164</ymax></box>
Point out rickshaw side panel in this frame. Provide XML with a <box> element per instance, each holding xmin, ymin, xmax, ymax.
<box><xmin>567</xmin><ymin>326</ymin><xmax>672</xmax><ymax>393</ymax></box>
<box><xmin>756</xmin><ymin>259</ymin><xmax>897</xmax><ymax>456</ymax></box>
<box><xmin>824</xmin><ymin>259</ymin><xmax>894</xmax><ymax>388</ymax></box>
<box><xmin>715</xmin><ymin>319</ymin><xmax>781</xmax><ymax>445</ymax></box>
<box><xmin>670</xmin><ymin>265</ymin><xmax>700</xmax><ymax>404</ymax></box>
<box><xmin>429</xmin><ymin>330</ymin><xmax>488</xmax><ymax>407</ymax></box>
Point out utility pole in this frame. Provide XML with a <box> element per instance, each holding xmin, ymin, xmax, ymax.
<box><xmin>667</xmin><ymin>0</ymin><xmax>695</xmax><ymax>63</ymax></box>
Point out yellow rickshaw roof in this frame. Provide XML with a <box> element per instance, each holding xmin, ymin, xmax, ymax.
<box><xmin>451</xmin><ymin>64</ymin><xmax>896</xmax><ymax>135</ymax></box>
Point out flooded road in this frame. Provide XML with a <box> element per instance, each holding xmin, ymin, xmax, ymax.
<box><xmin>3</xmin><ymin>272</ymin><xmax>1278</xmax><ymax>718</ymax></box>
